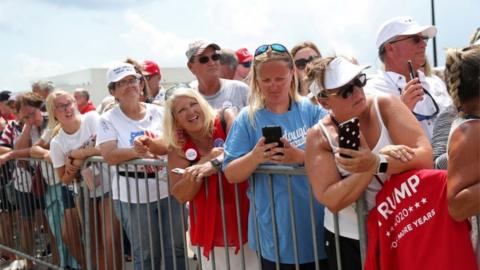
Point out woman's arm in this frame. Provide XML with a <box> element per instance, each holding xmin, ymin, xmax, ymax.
<box><xmin>70</xmin><ymin>146</ymin><xmax>101</xmax><ymax>160</ymax></box>
<box><xmin>306</xmin><ymin>126</ymin><xmax>377</xmax><ymax>212</ymax></box>
<box><xmin>98</xmin><ymin>140</ymin><xmax>142</xmax><ymax>165</ymax></box>
<box><xmin>56</xmin><ymin>158</ymin><xmax>80</xmax><ymax>184</ymax></box>
<box><xmin>168</xmin><ymin>149</ymin><xmax>204</xmax><ymax>204</ymax></box>
<box><xmin>447</xmin><ymin>121</ymin><xmax>480</xmax><ymax>221</ymax></box>
<box><xmin>379</xmin><ymin>96</ymin><xmax>433</xmax><ymax>173</ymax></box>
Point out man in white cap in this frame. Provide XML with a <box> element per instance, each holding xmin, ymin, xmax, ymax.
<box><xmin>365</xmin><ymin>16</ymin><xmax>452</xmax><ymax>141</ymax></box>
<box><xmin>186</xmin><ymin>40</ymin><xmax>249</xmax><ymax>112</ymax></box>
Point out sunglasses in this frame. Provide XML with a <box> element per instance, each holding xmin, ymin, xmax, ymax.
<box><xmin>389</xmin><ymin>35</ymin><xmax>429</xmax><ymax>45</ymax></box>
<box><xmin>254</xmin><ymin>43</ymin><xmax>289</xmax><ymax>57</ymax></box>
<box><xmin>412</xmin><ymin>89</ymin><xmax>440</xmax><ymax>121</ymax></box>
<box><xmin>241</xmin><ymin>61</ymin><xmax>252</xmax><ymax>68</ymax></box>
<box><xmin>294</xmin><ymin>55</ymin><xmax>319</xmax><ymax>70</ymax></box>
<box><xmin>197</xmin><ymin>53</ymin><xmax>220</xmax><ymax>64</ymax></box>
<box><xmin>318</xmin><ymin>73</ymin><xmax>367</xmax><ymax>99</ymax></box>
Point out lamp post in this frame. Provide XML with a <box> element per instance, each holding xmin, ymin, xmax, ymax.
<box><xmin>431</xmin><ymin>0</ymin><xmax>438</xmax><ymax>66</ymax></box>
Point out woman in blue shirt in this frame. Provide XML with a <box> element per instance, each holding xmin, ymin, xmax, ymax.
<box><xmin>223</xmin><ymin>43</ymin><xmax>328</xmax><ymax>269</ymax></box>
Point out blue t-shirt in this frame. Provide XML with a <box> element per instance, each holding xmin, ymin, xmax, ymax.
<box><xmin>223</xmin><ymin>98</ymin><xmax>328</xmax><ymax>263</ymax></box>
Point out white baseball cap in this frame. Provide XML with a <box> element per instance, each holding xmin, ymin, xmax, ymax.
<box><xmin>308</xmin><ymin>57</ymin><xmax>370</xmax><ymax>97</ymax></box>
<box><xmin>376</xmin><ymin>16</ymin><xmax>437</xmax><ymax>49</ymax></box>
<box><xmin>106</xmin><ymin>63</ymin><xmax>140</xmax><ymax>85</ymax></box>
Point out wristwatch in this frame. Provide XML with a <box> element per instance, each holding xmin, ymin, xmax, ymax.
<box><xmin>376</xmin><ymin>154</ymin><xmax>388</xmax><ymax>175</ymax></box>
<box><xmin>210</xmin><ymin>158</ymin><xmax>222</xmax><ymax>171</ymax></box>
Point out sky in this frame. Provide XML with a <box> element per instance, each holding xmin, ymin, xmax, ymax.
<box><xmin>0</xmin><ymin>0</ymin><xmax>478</xmax><ymax>92</ymax></box>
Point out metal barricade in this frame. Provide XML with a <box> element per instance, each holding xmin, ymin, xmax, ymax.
<box><xmin>0</xmin><ymin>157</ymin><xmax>375</xmax><ymax>270</ymax></box>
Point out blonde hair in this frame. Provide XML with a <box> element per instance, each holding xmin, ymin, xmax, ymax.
<box><xmin>305</xmin><ymin>56</ymin><xmax>336</xmax><ymax>94</ymax></box>
<box><xmin>46</xmin><ymin>90</ymin><xmax>76</xmax><ymax>137</ymax></box>
<box><xmin>248</xmin><ymin>47</ymin><xmax>300</xmax><ymax>126</ymax></box>
<box><xmin>444</xmin><ymin>45</ymin><xmax>480</xmax><ymax>114</ymax></box>
<box><xmin>163</xmin><ymin>88</ymin><xmax>217</xmax><ymax>149</ymax></box>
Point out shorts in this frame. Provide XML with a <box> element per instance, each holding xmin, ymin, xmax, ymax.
<box><xmin>14</xmin><ymin>190</ymin><xmax>45</xmax><ymax>218</ymax></box>
<box><xmin>61</xmin><ymin>186</ymin><xmax>77</xmax><ymax>209</ymax></box>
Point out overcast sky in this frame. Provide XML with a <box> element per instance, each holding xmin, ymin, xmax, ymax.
<box><xmin>1</xmin><ymin>0</ymin><xmax>477</xmax><ymax>91</ymax></box>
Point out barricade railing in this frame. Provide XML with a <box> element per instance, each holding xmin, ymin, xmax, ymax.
<box><xmin>0</xmin><ymin>157</ymin><xmax>372</xmax><ymax>270</ymax></box>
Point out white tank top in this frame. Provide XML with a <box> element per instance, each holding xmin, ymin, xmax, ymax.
<box><xmin>318</xmin><ymin>97</ymin><xmax>392</xmax><ymax>239</ymax></box>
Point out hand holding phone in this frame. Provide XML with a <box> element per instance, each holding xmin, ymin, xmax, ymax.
<box><xmin>262</xmin><ymin>126</ymin><xmax>284</xmax><ymax>147</ymax></box>
<box><xmin>338</xmin><ymin>118</ymin><xmax>360</xmax><ymax>158</ymax></box>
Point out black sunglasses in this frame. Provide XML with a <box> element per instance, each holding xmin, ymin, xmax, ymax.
<box><xmin>294</xmin><ymin>55</ymin><xmax>319</xmax><ymax>70</ymax></box>
<box><xmin>389</xmin><ymin>35</ymin><xmax>429</xmax><ymax>45</ymax></box>
<box><xmin>412</xmin><ymin>89</ymin><xmax>440</xmax><ymax>121</ymax></box>
<box><xmin>318</xmin><ymin>73</ymin><xmax>367</xmax><ymax>99</ymax></box>
<box><xmin>198</xmin><ymin>53</ymin><xmax>221</xmax><ymax>64</ymax></box>
<box><xmin>254</xmin><ymin>43</ymin><xmax>289</xmax><ymax>57</ymax></box>
<box><xmin>241</xmin><ymin>61</ymin><xmax>252</xmax><ymax>68</ymax></box>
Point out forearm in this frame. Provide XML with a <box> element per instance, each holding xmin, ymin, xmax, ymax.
<box><xmin>14</xmin><ymin>129</ymin><xmax>32</xmax><ymax>150</ymax></box>
<box><xmin>6</xmin><ymin>148</ymin><xmax>31</xmax><ymax>160</ymax></box>
<box><xmin>30</xmin><ymin>145</ymin><xmax>49</xmax><ymax>159</ymax></box>
<box><xmin>320</xmin><ymin>172</ymin><xmax>374</xmax><ymax>212</ymax></box>
<box><xmin>74</xmin><ymin>147</ymin><xmax>101</xmax><ymax>160</ymax></box>
<box><xmin>148</xmin><ymin>139</ymin><xmax>168</xmax><ymax>156</ymax></box>
<box><xmin>448</xmin><ymin>182</ymin><xmax>480</xmax><ymax>221</ymax></box>
<box><xmin>102</xmin><ymin>148</ymin><xmax>140</xmax><ymax>165</ymax></box>
<box><xmin>386</xmin><ymin>146</ymin><xmax>433</xmax><ymax>175</ymax></box>
<box><xmin>224</xmin><ymin>152</ymin><xmax>259</xmax><ymax>183</ymax></box>
<box><xmin>171</xmin><ymin>179</ymin><xmax>203</xmax><ymax>204</ymax></box>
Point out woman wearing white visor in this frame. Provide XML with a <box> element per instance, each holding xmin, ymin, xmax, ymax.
<box><xmin>304</xmin><ymin>56</ymin><xmax>432</xmax><ymax>270</ymax></box>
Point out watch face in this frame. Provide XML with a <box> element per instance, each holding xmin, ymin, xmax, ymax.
<box><xmin>379</xmin><ymin>162</ymin><xmax>388</xmax><ymax>173</ymax></box>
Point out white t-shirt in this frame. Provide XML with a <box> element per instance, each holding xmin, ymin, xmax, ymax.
<box><xmin>96</xmin><ymin>103</ymin><xmax>168</xmax><ymax>203</ymax></box>
<box><xmin>365</xmin><ymin>70</ymin><xmax>452</xmax><ymax>141</ymax></box>
<box><xmin>190</xmin><ymin>78</ymin><xmax>249</xmax><ymax>112</ymax></box>
<box><xmin>50</xmin><ymin>111</ymin><xmax>109</xmax><ymax>198</ymax></box>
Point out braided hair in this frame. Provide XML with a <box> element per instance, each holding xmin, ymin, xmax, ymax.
<box><xmin>444</xmin><ymin>45</ymin><xmax>480</xmax><ymax>114</ymax></box>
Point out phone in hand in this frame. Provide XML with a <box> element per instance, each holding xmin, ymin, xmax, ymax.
<box><xmin>407</xmin><ymin>60</ymin><xmax>417</xmax><ymax>81</ymax></box>
<box><xmin>171</xmin><ymin>168</ymin><xmax>185</xmax><ymax>175</ymax></box>
<box><xmin>262</xmin><ymin>126</ymin><xmax>284</xmax><ymax>147</ymax></box>
<box><xmin>338</xmin><ymin>118</ymin><xmax>360</xmax><ymax>158</ymax></box>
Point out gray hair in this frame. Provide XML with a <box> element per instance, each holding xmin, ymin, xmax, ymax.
<box><xmin>32</xmin><ymin>80</ymin><xmax>55</xmax><ymax>93</ymax></box>
<box><xmin>219</xmin><ymin>49</ymin><xmax>239</xmax><ymax>71</ymax></box>
<box><xmin>74</xmin><ymin>88</ymin><xmax>90</xmax><ymax>100</ymax></box>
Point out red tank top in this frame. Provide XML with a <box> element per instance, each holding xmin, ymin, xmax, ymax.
<box><xmin>182</xmin><ymin>116</ymin><xmax>249</xmax><ymax>258</ymax></box>
<box><xmin>365</xmin><ymin>169</ymin><xmax>477</xmax><ymax>270</ymax></box>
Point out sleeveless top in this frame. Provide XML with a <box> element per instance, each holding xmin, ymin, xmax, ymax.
<box><xmin>318</xmin><ymin>97</ymin><xmax>392</xmax><ymax>239</ymax></box>
<box><xmin>182</xmin><ymin>116</ymin><xmax>250</xmax><ymax>258</ymax></box>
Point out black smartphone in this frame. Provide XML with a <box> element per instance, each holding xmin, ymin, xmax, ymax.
<box><xmin>407</xmin><ymin>60</ymin><xmax>417</xmax><ymax>81</ymax></box>
<box><xmin>262</xmin><ymin>126</ymin><xmax>284</xmax><ymax>148</ymax></box>
<box><xmin>338</xmin><ymin>118</ymin><xmax>360</xmax><ymax>158</ymax></box>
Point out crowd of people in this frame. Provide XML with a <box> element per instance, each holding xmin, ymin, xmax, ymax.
<box><xmin>0</xmin><ymin>16</ymin><xmax>478</xmax><ymax>270</ymax></box>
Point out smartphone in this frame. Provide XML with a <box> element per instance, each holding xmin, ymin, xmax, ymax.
<box><xmin>262</xmin><ymin>126</ymin><xmax>284</xmax><ymax>148</ymax></box>
<box><xmin>338</xmin><ymin>118</ymin><xmax>360</xmax><ymax>158</ymax></box>
<box><xmin>171</xmin><ymin>168</ymin><xmax>185</xmax><ymax>175</ymax></box>
<box><xmin>407</xmin><ymin>60</ymin><xmax>416</xmax><ymax>81</ymax></box>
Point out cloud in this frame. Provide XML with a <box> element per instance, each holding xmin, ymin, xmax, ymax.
<box><xmin>12</xmin><ymin>53</ymin><xmax>65</xmax><ymax>84</ymax></box>
<box><xmin>121</xmin><ymin>11</ymin><xmax>191</xmax><ymax>64</ymax></box>
<box><xmin>39</xmin><ymin>0</ymin><xmax>155</xmax><ymax>10</ymax></box>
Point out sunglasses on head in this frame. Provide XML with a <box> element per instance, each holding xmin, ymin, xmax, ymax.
<box><xmin>318</xmin><ymin>73</ymin><xmax>367</xmax><ymax>99</ymax></box>
<box><xmin>197</xmin><ymin>53</ymin><xmax>221</xmax><ymax>64</ymax></box>
<box><xmin>389</xmin><ymin>35</ymin><xmax>429</xmax><ymax>45</ymax></box>
<box><xmin>254</xmin><ymin>43</ymin><xmax>289</xmax><ymax>57</ymax></box>
<box><xmin>294</xmin><ymin>55</ymin><xmax>319</xmax><ymax>70</ymax></box>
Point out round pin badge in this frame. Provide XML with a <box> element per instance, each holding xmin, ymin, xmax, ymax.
<box><xmin>185</xmin><ymin>148</ymin><xmax>198</xmax><ymax>161</ymax></box>
<box><xmin>213</xmin><ymin>138</ymin><xmax>225</xmax><ymax>147</ymax></box>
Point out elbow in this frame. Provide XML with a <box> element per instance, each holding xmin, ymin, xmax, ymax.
<box><xmin>171</xmin><ymin>188</ymin><xmax>191</xmax><ymax>204</ymax></box>
<box><xmin>448</xmin><ymin>203</ymin><xmax>467</xmax><ymax>222</ymax></box>
<box><xmin>313</xmin><ymin>193</ymin><xmax>345</xmax><ymax>214</ymax></box>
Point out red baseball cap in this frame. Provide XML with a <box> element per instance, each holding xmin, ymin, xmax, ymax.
<box><xmin>235</xmin><ymin>48</ymin><xmax>253</xmax><ymax>64</ymax></box>
<box><xmin>142</xmin><ymin>60</ymin><xmax>161</xmax><ymax>76</ymax></box>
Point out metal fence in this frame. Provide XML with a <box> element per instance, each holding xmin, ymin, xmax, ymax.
<box><xmin>0</xmin><ymin>157</ymin><xmax>369</xmax><ymax>270</ymax></box>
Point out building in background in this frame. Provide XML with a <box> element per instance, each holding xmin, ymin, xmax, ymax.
<box><xmin>43</xmin><ymin>67</ymin><xmax>195</xmax><ymax>106</ymax></box>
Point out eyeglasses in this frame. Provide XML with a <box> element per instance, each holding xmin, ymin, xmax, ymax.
<box><xmin>241</xmin><ymin>61</ymin><xmax>252</xmax><ymax>68</ymax></box>
<box><xmin>412</xmin><ymin>89</ymin><xmax>440</xmax><ymax>121</ymax></box>
<box><xmin>197</xmin><ymin>54</ymin><xmax>220</xmax><ymax>64</ymax></box>
<box><xmin>318</xmin><ymin>73</ymin><xmax>367</xmax><ymax>99</ymax></box>
<box><xmin>115</xmin><ymin>78</ymin><xmax>140</xmax><ymax>89</ymax></box>
<box><xmin>389</xmin><ymin>35</ymin><xmax>429</xmax><ymax>45</ymax></box>
<box><xmin>294</xmin><ymin>55</ymin><xmax>319</xmax><ymax>70</ymax></box>
<box><xmin>254</xmin><ymin>43</ymin><xmax>289</xmax><ymax>57</ymax></box>
<box><xmin>55</xmin><ymin>101</ymin><xmax>74</xmax><ymax>112</ymax></box>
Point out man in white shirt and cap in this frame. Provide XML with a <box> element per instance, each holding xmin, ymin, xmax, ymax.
<box><xmin>365</xmin><ymin>16</ymin><xmax>452</xmax><ymax>141</ymax></box>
